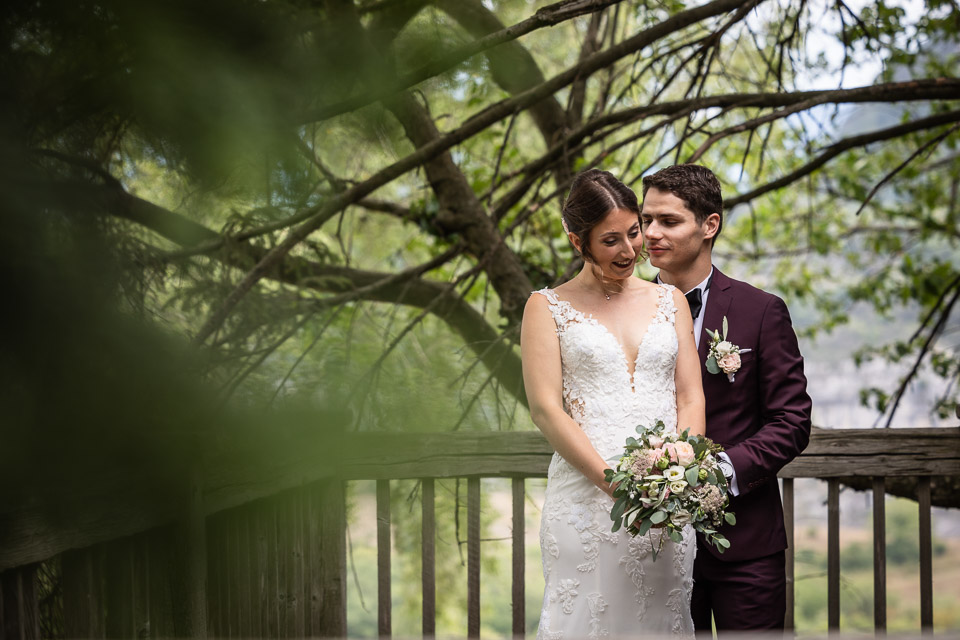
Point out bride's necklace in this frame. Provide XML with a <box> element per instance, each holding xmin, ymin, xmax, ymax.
<box><xmin>580</xmin><ymin>267</ymin><xmax>626</xmax><ymax>301</ymax></box>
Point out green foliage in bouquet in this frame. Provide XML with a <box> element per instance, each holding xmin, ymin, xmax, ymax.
<box><xmin>603</xmin><ymin>420</ymin><xmax>736</xmax><ymax>560</ymax></box>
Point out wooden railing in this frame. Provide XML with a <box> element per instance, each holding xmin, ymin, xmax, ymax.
<box><xmin>0</xmin><ymin>427</ymin><xmax>957</xmax><ymax>638</ymax></box>
<box><xmin>349</xmin><ymin>427</ymin><xmax>959</xmax><ymax>637</ymax></box>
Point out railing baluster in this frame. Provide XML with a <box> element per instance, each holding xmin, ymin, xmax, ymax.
<box><xmin>872</xmin><ymin>477</ymin><xmax>886</xmax><ymax>634</ymax></box>
<box><xmin>512</xmin><ymin>477</ymin><xmax>525</xmax><ymax>638</ymax></box>
<box><xmin>422</xmin><ymin>479</ymin><xmax>436</xmax><ymax>638</ymax></box>
<box><xmin>918</xmin><ymin>477</ymin><xmax>933</xmax><ymax>634</ymax></box>
<box><xmin>377</xmin><ymin>479</ymin><xmax>392</xmax><ymax>638</ymax></box>
<box><xmin>468</xmin><ymin>477</ymin><xmax>481</xmax><ymax>638</ymax></box>
<box><xmin>828</xmin><ymin>478</ymin><xmax>840</xmax><ymax>633</ymax></box>
<box><xmin>783</xmin><ymin>478</ymin><xmax>795</xmax><ymax>631</ymax></box>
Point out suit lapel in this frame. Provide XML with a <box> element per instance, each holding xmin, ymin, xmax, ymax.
<box><xmin>698</xmin><ymin>267</ymin><xmax>733</xmax><ymax>370</ymax></box>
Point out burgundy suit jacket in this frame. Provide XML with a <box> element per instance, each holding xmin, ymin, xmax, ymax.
<box><xmin>696</xmin><ymin>268</ymin><xmax>812</xmax><ymax>562</ymax></box>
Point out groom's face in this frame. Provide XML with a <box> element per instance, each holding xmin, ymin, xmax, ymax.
<box><xmin>640</xmin><ymin>188</ymin><xmax>717</xmax><ymax>274</ymax></box>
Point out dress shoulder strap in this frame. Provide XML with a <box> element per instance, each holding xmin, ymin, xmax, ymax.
<box><xmin>531</xmin><ymin>288</ymin><xmax>580</xmax><ymax>335</ymax></box>
<box><xmin>656</xmin><ymin>283</ymin><xmax>678</xmax><ymax>325</ymax></box>
<box><xmin>532</xmin><ymin>287</ymin><xmax>560</xmax><ymax>306</ymax></box>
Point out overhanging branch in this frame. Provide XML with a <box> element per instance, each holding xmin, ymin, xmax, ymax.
<box><xmin>726</xmin><ymin>108</ymin><xmax>960</xmax><ymax>208</ymax></box>
<box><xmin>67</xmin><ymin>183</ymin><xmax>527</xmax><ymax>402</ymax></box>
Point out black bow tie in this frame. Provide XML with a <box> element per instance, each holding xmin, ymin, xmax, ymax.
<box><xmin>685</xmin><ymin>288</ymin><xmax>703</xmax><ymax>319</ymax></box>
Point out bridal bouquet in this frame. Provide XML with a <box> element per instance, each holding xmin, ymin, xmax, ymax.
<box><xmin>603</xmin><ymin>420</ymin><xmax>735</xmax><ymax>558</ymax></box>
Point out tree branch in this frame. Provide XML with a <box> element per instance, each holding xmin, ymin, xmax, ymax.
<box><xmin>854</xmin><ymin>123</ymin><xmax>960</xmax><ymax>216</ymax></box>
<box><xmin>301</xmin><ymin>0</ymin><xmax>624</xmax><ymax>123</ymax></box>
<box><xmin>726</xmin><ymin>108</ymin><xmax>960</xmax><ymax>209</ymax></box>
<box><xmin>64</xmin><ymin>183</ymin><xmax>526</xmax><ymax>400</ymax></box>
<box><xmin>881</xmin><ymin>277</ymin><xmax>960</xmax><ymax>428</ymax></box>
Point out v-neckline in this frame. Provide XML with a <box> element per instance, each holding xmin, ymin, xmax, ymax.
<box><xmin>549</xmin><ymin>288</ymin><xmax>664</xmax><ymax>391</ymax></box>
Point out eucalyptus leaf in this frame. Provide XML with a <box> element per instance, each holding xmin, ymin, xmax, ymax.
<box><xmin>706</xmin><ymin>356</ymin><xmax>721</xmax><ymax>374</ymax></box>
<box><xmin>611</xmin><ymin>498</ymin><xmax>626</xmax><ymax>522</ymax></box>
<box><xmin>636</xmin><ymin>518</ymin><xmax>654</xmax><ymax>536</ymax></box>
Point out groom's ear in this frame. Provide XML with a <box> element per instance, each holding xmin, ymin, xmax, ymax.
<box><xmin>702</xmin><ymin>213</ymin><xmax>721</xmax><ymax>241</ymax></box>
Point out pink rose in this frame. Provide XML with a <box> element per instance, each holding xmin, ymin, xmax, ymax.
<box><xmin>665</xmin><ymin>443</ymin><xmax>678</xmax><ymax>462</ymax></box>
<box><xmin>674</xmin><ymin>441</ymin><xmax>696</xmax><ymax>466</ymax></box>
<box><xmin>718</xmin><ymin>352</ymin><xmax>741</xmax><ymax>374</ymax></box>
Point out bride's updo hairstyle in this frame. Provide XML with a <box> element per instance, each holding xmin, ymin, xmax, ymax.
<box><xmin>561</xmin><ymin>169</ymin><xmax>641</xmax><ymax>264</ymax></box>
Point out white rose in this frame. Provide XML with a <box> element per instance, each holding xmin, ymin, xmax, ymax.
<box><xmin>716</xmin><ymin>341</ymin><xmax>735</xmax><ymax>356</ymax></box>
<box><xmin>671</xmin><ymin>509</ymin><xmax>693</xmax><ymax>526</ymax></box>
<box><xmin>663</xmin><ymin>465</ymin><xmax>685</xmax><ymax>481</ymax></box>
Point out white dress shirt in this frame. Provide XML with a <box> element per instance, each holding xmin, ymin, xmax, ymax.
<box><xmin>656</xmin><ymin>267</ymin><xmax>739</xmax><ymax>495</ymax></box>
<box><xmin>656</xmin><ymin>268</ymin><xmax>713</xmax><ymax>348</ymax></box>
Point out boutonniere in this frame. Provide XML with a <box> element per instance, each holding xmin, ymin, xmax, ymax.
<box><xmin>705</xmin><ymin>316</ymin><xmax>752</xmax><ymax>383</ymax></box>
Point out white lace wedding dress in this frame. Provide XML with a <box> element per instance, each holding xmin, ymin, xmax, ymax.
<box><xmin>534</xmin><ymin>285</ymin><xmax>695</xmax><ymax>639</ymax></box>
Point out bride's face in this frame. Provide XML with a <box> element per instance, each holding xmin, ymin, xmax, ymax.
<box><xmin>569</xmin><ymin>207</ymin><xmax>643</xmax><ymax>281</ymax></box>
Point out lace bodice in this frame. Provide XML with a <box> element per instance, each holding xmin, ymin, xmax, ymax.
<box><xmin>534</xmin><ymin>284</ymin><xmax>679</xmax><ymax>461</ymax></box>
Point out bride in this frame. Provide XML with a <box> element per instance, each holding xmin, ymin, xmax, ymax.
<box><xmin>521</xmin><ymin>169</ymin><xmax>705</xmax><ymax>638</ymax></box>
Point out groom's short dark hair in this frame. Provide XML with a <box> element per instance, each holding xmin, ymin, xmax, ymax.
<box><xmin>641</xmin><ymin>164</ymin><xmax>723</xmax><ymax>241</ymax></box>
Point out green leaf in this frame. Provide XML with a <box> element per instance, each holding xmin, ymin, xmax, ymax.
<box><xmin>724</xmin><ymin>512</ymin><xmax>737</xmax><ymax>526</ymax></box>
<box><xmin>611</xmin><ymin>498</ymin><xmax>626</xmax><ymax>522</ymax></box>
<box><xmin>685</xmin><ymin>465</ymin><xmax>700</xmax><ymax>486</ymax></box>
<box><xmin>668</xmin><ymin>529</ymin><xmax>683</xmax><ymax>543</ymax></box>
<box><xmin>706</xmin><ymin>356</ymin><xmax>721</xmax><ymax>374</ymax></box>
<box><xmin>722</xmin><ymin>316</ymin><xmax>729</xmax><ymax>339</ymax></box>
<box><xmin>636</xmin><ymin>518</ymin><xmax>654</xmax><ymax>536</ymax></box>
<box><xmin>650</xmin><ymin>510</ymin><xmax>667</xmax><ymax>524</ymax></box>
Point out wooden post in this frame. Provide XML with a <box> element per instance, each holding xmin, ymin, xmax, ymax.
<box><xmin>104</xmin><ymin>537</ymin><xmax>135</xmax><ymax>639</ymax></box>
<box><xmin>782</xmin><ymin>478</ymin><xmax>795</xmax><ymax>632</ymax></box>
<box><xmin>377</xmin><ymin>480</ymin><xmax>391</xmax><ymax>638</ymax></box>
<box><xmin>62</xmin><ymin>547</ymin><xmax>105</xmax><ymax>638</ymax></box>
<box><xmin>1</xmin><ymin>564</ymin><xmax>41</xmax><ymax>640</ymax></box>
<box><xmin>872</xmin><ymin>477</ymin><xmax>886</xmax><ymax>634</ymax></box>
<box><xmin>511</xmin><ymin>477</ymin><xmax>525</xmax><ymax>638</ymax></box>
<box><xmin>318</xmin><ymin>479</ymin><xmax>347</xmax><ymax>637</ymax></box>
<box><xmin>467</xmin><ymin>477</ymin><xmax>480</xmax><ymax>639</ymax></box>
<box><xmin>918</xmin><ymin>477</ymin><xmax>933</xmax><ymax>633</ymax></box>
<box><xmin>827</xmin><ymin>479</ymin><xmax>840</xmax><ymax>633</ymax></box>
<box><xmin>421</xmin><ymin>479</ymin><xmax>436</xmax><ymax>638</ymax></box>
<box><xmin>171</xmin><ymin>469</ymin><xmax>207</xmax><ymax>639</ymax></box>
<box><xmin>147</xmin><ymin>529</ymin><xmax>174</xmax><ymax>639</ymax></box>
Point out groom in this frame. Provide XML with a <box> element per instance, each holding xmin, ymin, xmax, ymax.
<box><xmin>640</xmin><ymin>164</ymin><xmax>812</xmax><ymax>633</ymax></box>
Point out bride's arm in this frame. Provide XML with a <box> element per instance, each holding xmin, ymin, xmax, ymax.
<box><xmin>520</xmin><ymin>294</ymin><xmax>616</xmax><ymax>497</ymax></box>
<box><xmin>672</xmin><ymin>288</ymin><xmax>706</xmax><ymax>437</ymax></box>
